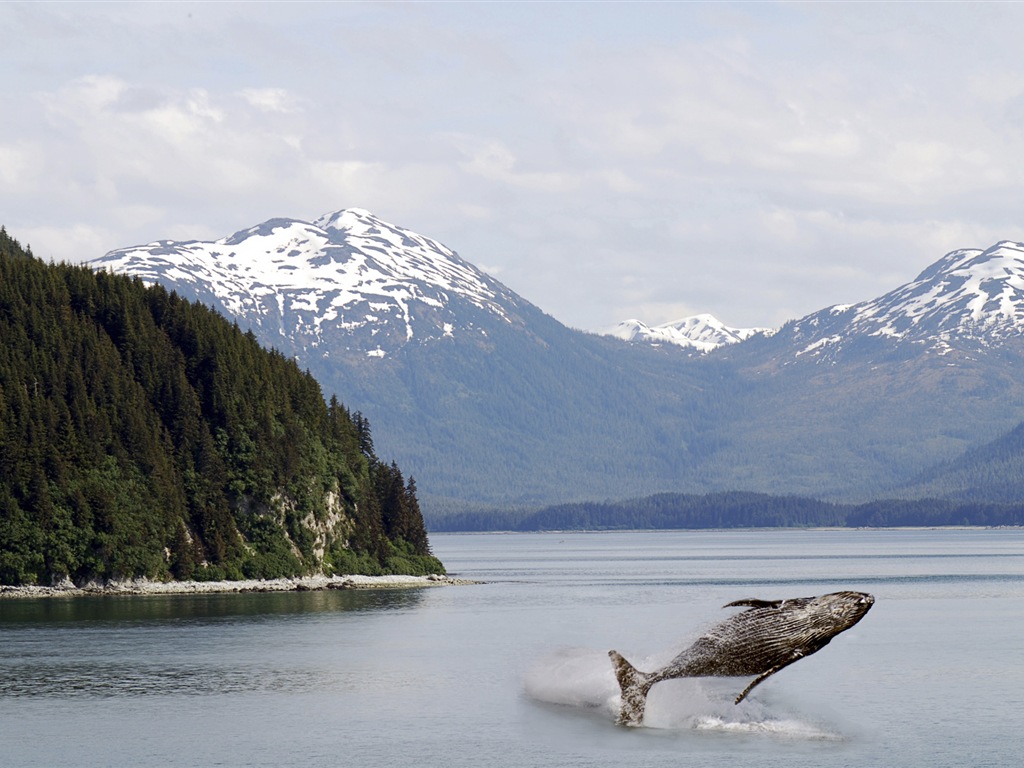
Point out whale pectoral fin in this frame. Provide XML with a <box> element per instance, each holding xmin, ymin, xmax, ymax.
<box><xmin>734</xmin><ymin>653</ymin><xmax>805</xmax><ymax>704</ymax></box>
<box><xmin>734</xmin><ymin>666</ymin><xmax>784</xmax><ymax>704</ymax></box>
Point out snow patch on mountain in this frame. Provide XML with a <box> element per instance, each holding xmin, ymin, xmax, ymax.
<box><xmin>782</xmin><ymin>240</ymin><xmax>1024</xmax><ymax>361</ymax></box>
<box><xmin>89</xmin><ymin>209</ymin><xmax>522</xmax><ymax>357</ymax></box>
<box><xmin>607</xmin><ymin>313</ymin><xmax>769</xmax><ymax>353</ymax></box>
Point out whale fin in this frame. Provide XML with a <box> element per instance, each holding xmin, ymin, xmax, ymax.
<box><xmin>733</xmin><ymin>651</ymin><xmax>805</xmax><ymax>704</ymax></box>
<box><xmin>608</xmin><ymin>650</ymin><xmax>655</xmax><ymax>726</ymax></box>
<box><xmin>723</xmin><ymin>598</ymin><xmax>782</xmax><ymax>610</ymax></box>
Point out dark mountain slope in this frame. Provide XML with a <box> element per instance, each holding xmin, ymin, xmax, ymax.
<box><xmin>329</xmin><ymin>304</ymin><xmax>752</xmax><ymax>506</ymax></box>
<box><xmin>898</xmin><ymin>418</ymin><xmax>1024</xmax><ymax>502</ymax></box>
<box><xmin>707</xmin><ymin>335</ymin><xmax>1024</xmax><ymax>499</ymax></box>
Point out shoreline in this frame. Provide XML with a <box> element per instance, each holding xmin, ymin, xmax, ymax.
<box><xmin>0</xmin><ymin>573</ymin><xmax>477</xmax><ymax>600</ymax></box>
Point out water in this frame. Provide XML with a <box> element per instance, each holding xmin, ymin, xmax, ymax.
<box><xmin>2</xmin><ymin>528</ymin><xmax>1023</xmax><ymax>767</ymax></box>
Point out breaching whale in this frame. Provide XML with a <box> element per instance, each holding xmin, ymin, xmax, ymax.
<box><xmin>608</xmin><ymin>590</ymin><xmax>874</xmax><ymax>726</ymax></box>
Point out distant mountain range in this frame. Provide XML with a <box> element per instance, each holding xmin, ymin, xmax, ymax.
<box><xmin>605</xmin><ymin>314</ymin><xmax>769</xmax><ymax>353</ymax></box>
<box><xmin>90</xmin><ymin>211</ymin><xmax>1024</xmax><ymax>514</ymax></box>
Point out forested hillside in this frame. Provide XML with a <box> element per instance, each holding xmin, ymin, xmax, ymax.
<box><xmin>429</xmin><ymin>491</ymin><xmax>1024</xmax><ymax>531</ymax></box>
<box><xmin>0</xmin><ymin>227</ymin><xmax>442</xmax><ymax>586</ymax></box>
<box><xmin>897</xmin><ymin>420</ymin><xmax>1024</xmax><ymax>502</ymax></box>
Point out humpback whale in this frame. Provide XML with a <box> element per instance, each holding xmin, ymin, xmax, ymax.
<box><xmin>609</xmin><ymin>591</ymin><xmax>874</xmax><ymax>726</ymax></box>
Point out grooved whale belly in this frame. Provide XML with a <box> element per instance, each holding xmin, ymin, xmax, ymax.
<box><xmin>608</xmin><ymin>591</ymin><xmax>874</xmax><ymax>726</ymax></box>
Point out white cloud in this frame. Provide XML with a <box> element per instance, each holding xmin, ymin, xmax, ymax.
<box><xmin>240</xmin><ymin>88</ymin><xmax>299</xmax><ymax>114</ymax></box>
<box><xmin>3</xmin><ymin>2</ymin><xmax>1024</xmax><ymax>331</ymax></box>
<box><xmin>450</xmin><ymin>134</ymin><xmax>575</xmax><ymax>193</ymax></box>
<box><xmin>15</xmin><ymin>223</ymin><xmax>118</xmax><ymax>263</ymax></box>
<box><xmin>0</xmin><ymin>144</ymin><xmax>30</xmax><ymax>185</ymax></box>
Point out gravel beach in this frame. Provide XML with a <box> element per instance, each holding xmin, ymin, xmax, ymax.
<box><xmin>0</xmin><ymin>573</ymin><xmax>474</xmax><ymax>599</ymax></box>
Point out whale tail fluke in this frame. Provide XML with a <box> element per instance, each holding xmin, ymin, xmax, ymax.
<box><xmin>608</xmin><ymin>650</ymin><xmax>655</xmax><ymax>726</ymax></box>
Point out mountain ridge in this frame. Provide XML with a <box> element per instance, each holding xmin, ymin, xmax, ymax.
<box><xmin>88</xmin><ymin>211</ymin><xmax>1024</xmax><ymax>510</ymax></box>
<box><xmin>95</xmin><ymin>209</ymin><xmax>1024</xmax><ymax>363</ymax></box>
<box><xmin>605</xmin><ymin>313</ymin><xmax>770</xmax><ymax>353</ymax></box>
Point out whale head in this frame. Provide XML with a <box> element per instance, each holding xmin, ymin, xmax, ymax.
<box><xmin>812</xmin><ymin>590</ymin><xmax>874</xmax><ymax>635</ymax></box>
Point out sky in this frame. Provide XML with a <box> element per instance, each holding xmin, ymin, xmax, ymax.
<box><xmin>3</xmin><ymin>2</ymin><xmax>1024</xmax><ymax>333</ymax></box>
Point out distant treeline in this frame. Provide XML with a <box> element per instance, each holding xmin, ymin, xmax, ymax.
<box><xmin>428</xmin><ymin>491</ymin><xmax>1024</xmax><ymax>532</ymax></box>
<box><xmin>0</xmin><ymin>227</ymin><xmax>442</xmax><ymax>586</ymax></box>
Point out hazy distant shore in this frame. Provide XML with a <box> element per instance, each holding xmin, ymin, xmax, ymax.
<box><xmin>0</xmin><ymin>573</ymin><xmax>475</xmax><ymax>599</ymax></box>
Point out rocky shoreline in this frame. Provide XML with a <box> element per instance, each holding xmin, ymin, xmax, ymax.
<box><xmin>0</xmin><ymin>573</ymin><xmax>476</xmax><ymax>599</ymax></box>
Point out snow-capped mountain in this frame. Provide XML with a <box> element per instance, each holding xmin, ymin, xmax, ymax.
<box><xmin>90</xmin><ymin>209</ymin><xmax>526</xmax><ymax>358</ymax></box>
<box><xmin>88</xmin><ymin>213</ymin><xmax>1024</xmax><ymax>509</ymax></box>
<box><xmin>607</xmin><ymin>313</ymin><xmax>769</xmax><ymax>353</ymax></box>
<box><xmin>770</xmin><ymin>240</ymin><xmax>1024</xmax><ymax>362</ymax></box>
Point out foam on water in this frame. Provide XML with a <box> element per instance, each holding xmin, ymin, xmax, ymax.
<box><xmin>523</xmin><ymin>647</ymin><xmax>843</xmax><ymax>740</ymax></box>
<box><xmin>523</xmin><ymin>647</ymin><xmax>618</xmax><ymax>711</ymax></box>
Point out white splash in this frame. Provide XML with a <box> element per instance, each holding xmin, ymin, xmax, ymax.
<box><xmin>523</xmin><ymin>646</ymin><xmax>843</xmax><ymax>740</ymax></box>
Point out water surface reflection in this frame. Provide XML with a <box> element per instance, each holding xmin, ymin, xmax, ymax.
<box><xmin>0</xmin><ymin>586</ymin><xmax>426</xmax><ymax>626</ymax></box>
<box><xmin>0</xmin><ymin>587</ymin><xmax>427</xmax><ymax>699</ymax></box>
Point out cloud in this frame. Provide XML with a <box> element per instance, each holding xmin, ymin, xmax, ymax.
<box><xmin>239</xmin><ymin>88</ymin><xmax>299</xmax><ymax>114</ymax></box>
<box><xmin>449</xmin><ymin>134</ymin><xmax>575</xmax><ymax>193</ymax></box>
<box><xmin>0</xmin><ymin>144</ymin><xmax>31</xmax><ymax>185</ymax></box>
<box><xmin>3</xmin><ymin>2</ymin><xmax>1024</xmax><ymax>331</ymax></box>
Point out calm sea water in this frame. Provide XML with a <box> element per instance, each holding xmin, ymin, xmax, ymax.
<box><xmin>2</xmin><ymin>528</ymin><xmax>1023</xmax><ymax>767</ymax></box>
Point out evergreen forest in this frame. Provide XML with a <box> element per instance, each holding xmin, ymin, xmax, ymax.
<box><xmin>0</xmin><ymin>227</ymin><xmax>443</xmax><ymax>586</ymax></box>
<box><xmin>429</xmin><ymin>491</ymin><xmax>1024</xmax><ymax>532</ymax></box>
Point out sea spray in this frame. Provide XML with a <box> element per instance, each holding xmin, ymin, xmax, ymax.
<box><xmin>524</xmin><ymin>646</ymin><xmax>843</xmax><ymax>739</ymax></box>
<box><xmin>524</xmin><ymin>648</ymin><xmax>618</xmax><ymax>711</ymax></box>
